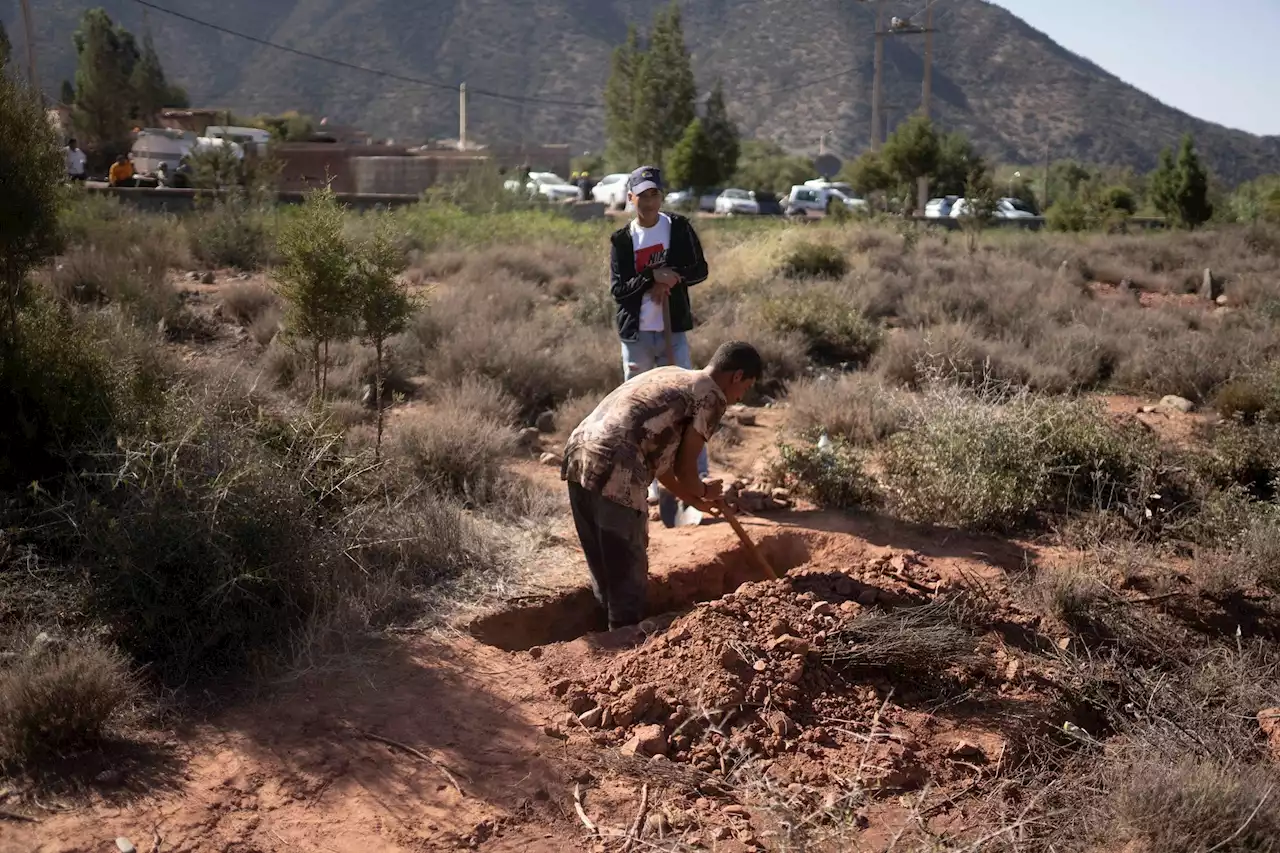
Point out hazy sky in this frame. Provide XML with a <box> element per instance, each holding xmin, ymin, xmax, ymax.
<box><xmin>990</xmin><ymin>0</ymin><xmax>1280</xmax><ymax>136</ymax></box>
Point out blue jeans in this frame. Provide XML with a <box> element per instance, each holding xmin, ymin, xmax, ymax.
<box><xmin>621</xmin><ymin>332</ymin><xmax>710</xmax><ymax>484</ymax></box>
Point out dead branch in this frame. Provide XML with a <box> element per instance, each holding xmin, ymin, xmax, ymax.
<box><xmin>356</xmin><ymin>729</ymin><xmax>464</xmax><ymax>797</ymax></box>
<box><xmin>573</xmin><ymin>783</ymin><xmax>599</xmax><ymax>835</ymax></box>
<box><xmin>0</xmin><ymin>809</ymin><xmax>39</xmax><ymax>823</ymax></box>
<box><xmin>622</xmin><ymin>782</ymin><xmax>650</xmax><ymax>852</ymax></box>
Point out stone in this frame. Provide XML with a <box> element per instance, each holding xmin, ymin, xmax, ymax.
<box><xmin>752</xmin><ymin>660</ymin><xmax>768</xmax><ymax>673</ymax></box>
<box><xmin>711</xmin><ymin>827</ymin><xmax>732</xmax><ymax>841</ymax></box>
<box><xmin>857</xmin><ymin>588</ymin><xmax>878</xmax><ymax>606</ymax></box>
<box><xmin>200</xmin><ymin>271</ymin><xmax>215</xmax><ymax>285</ymax></box>
<box><xmin>1004</xmin><ymin>658</ymin><xmax>1021</xmax><ymax>682</ymax></box>
<box><xmin>94</xmin><ymin>768</ymin><xmax>124</xmax><ymax>786</ymax></box>
<box><xmin>567</xmin><ymin>690</ymin><xmax>596</xmax><ymax>715</ymax></box>
<box><xmin>948</xmin><ymin>741</ymin><xmax>985</xmax><ymax>761</ymax></box>
<box><xmin>539</xmin><ymin>452</ymin><xmax>560</xmax><ymax>467</ymax></box>
<box><xmin>548</xmin><ymin>678</ymin><xmax>572</xmax><ymax>697</ymax></box>
<box><xmin>809</xmin><ymin>601</ymin><xmax>834</xmax><ymax>618</ymax></box>
<box><xmin>577</xmin><ymin>707</ymin><xmax>603</xmax><ymax>728</ymax></box>
<box><xmin>620</xmin><ymin>724</ymin><xmax>668</xmax><ymax>757</ymax></box>
<box><xmin>768</xmin><ymin>635</ymin><xmax>811</xmax><ymax>657</ymax></box>
<box><xmin>721</xmin><ymin>804</ymin><xmax>750</xmax><ymax>818</ymax></box>
<box><xmin>736</xmin><ymin>412</ymin><xmax>757</xmax><ymax>427</ymax></box>
<box><xmin>644</xmin><ymin>811</ymin><xmax>672</xmax><ymax>838</ymax></box>
<box><xmin>767</xmin><ymin>618</ymin><xmax>790</xmax><ymax>638</ymax></box>
<box><xmin>518</xmin><ymin>427</ymin><xmax>541</xmax><ymax>446</ymax></box>
<box><xmin>1159</xmin><ymin>395</ymin><xmax>1195</xmax><ymax>414</ymax></box>
<box><xmin>116</xmin><ymin>839</ymin><xmax>137</xmax><ymax>853</ymax></box>
<box><xmin>1217</xmin><ymin>293</ymin><xmax>1230</xmax><ymax>307</ymax></box>
<box><xmin>839</xmin><ymin>600</ymin><xmax>859</xmax><ymax>614</ymax></box>
<box><xmin>771</xmin><ymin>488</ymin><xmax>791</xmax><ymax>501</ymax></box>
<box><xmin>612</xmin><ymin>685</ymin><xmax>656</xmax><ymax>727</ymax></box>
<box><xmin>1258</xmin><ymin>708</ymin><xmax>1280</xmax><ymax>761</ymax></box>
<box><xmin>535</xmin><ymin>411</ymin><xmax>556</xmax><ymax>433</ymax></box>
<box><xmin>1201</xmin><ymin>268</ymin><xmax>1223</xmax><ymax>301</ymax></box>
<box><xmin>542</xmin><ymin>724</ymin><xmax>567</xmax><ymax>740</ymax></box>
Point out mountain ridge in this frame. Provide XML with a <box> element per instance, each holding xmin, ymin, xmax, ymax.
<box><xmin>12</xmin><ymin>0</ymin><xmax>1279</xmax><ymax>182</ymax></box>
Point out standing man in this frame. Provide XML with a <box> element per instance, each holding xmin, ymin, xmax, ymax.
<box><xmin>562</xmin><ymin>341</ymin><xmax>763</xmax><ymax>631</ymax></box>
<box><xmin>108</xmin><ymin>154</ymin><xmax>135</xmax><ymax>188</ymax></box>
<box><xmin>610</xmin><ymin>165</ymin><xmax>711</xmax><ymax>518</ymax></box>
<box><xmin>65</xmin><ymin>138</ymin><xmax>87</xmax><ymax>182</ymax></box>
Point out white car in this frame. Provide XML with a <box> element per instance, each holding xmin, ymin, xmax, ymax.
<box><xmin>924</xmin><ymin>196</ymin><xmax>961</xmax><ymax>218</ymax></box>
<box><xmin>504</xmin><ymin>171</ymin><xmax>579</xmax><ymax>202</ymax></box>
<box><xmin>950</xmin><ymin>197</ymin><xmax>1037</xmax><ymax>219</ymax></box>
<box><xmin>786</xmin><ymin>185</ymin><xmax>868</xmax><ymax>215</ymax></box>
<box><xmin>665</xmin><ymin>188</ymin><xmax>720</xmax><ymax>212</ymax></box>
<box><xmin>804</xmin><ymin>179</ymin><xmax>856</xmax><ymax>196</ymax></box>
<box><xmin>591</xmin><ymin>172</ymin><xmax>629</xmax><ymax>209</ymax></box>
<box><xmin>714</xmin><ymin>188</ymin><xmax>760</xmax><ymax>216</ymax></box>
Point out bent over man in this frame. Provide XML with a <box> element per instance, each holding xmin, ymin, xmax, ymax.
<box><xmin>561</xmin><ymin>341</ymin><xmax>763</xmax><ymax>630</ymax></box>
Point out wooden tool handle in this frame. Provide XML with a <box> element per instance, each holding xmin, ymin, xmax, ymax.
<box><xmin>661</xmin><ymin>293</ymin><xmax>676</xmax><ymax>367</ymax></box>
<box><xmin>718</xmin><ymin>500</ymin><xmax>777</xmax><ymax>580</ymax></box>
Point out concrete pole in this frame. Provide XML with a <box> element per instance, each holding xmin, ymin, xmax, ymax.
<box><xmin>458</xmin><ymin>83</ymin><xmax>467</xmax><ymax>150</ymax></box>
<box><xmin>18</xmin><ymin>0</ymin><xmax>39</xmax><ymax>91</ymax></box>
<box><xmin>917</xmin><ymin>1</ymin><xmax>935</xmax><ymax>214</ymax></box>
<box><xmin>871</xmin><ymin>2</ymin><xmax>884</xmax><ymax>151</ymax></box>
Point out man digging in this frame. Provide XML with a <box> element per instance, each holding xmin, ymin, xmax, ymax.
<box><xmin>561</xmin><ymin>341</ymin><xmax>763</xmax><ymax>632</ymax></box>
<box><xmin>610</xmin><ymin>165</ymin><xmax>710</xmax><ymax>525</ymax></box>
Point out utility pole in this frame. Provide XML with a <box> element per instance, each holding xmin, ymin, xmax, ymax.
<box><xmin>458</xmin><ymin>82</ymin><xmax>467</xmax><ymax>150</ymax></box>
<box><xmin>18</xmin><ymin>0</ymin><xmax>39</xmax><ymax>91</ymax></box>
<box><xmin>917</xmin><ymin>1</ymin><xmax>935</xmax><ymax>213</ymax></box>
<box><xmin>1042</xmin><ymin>142</ymin><xmax>1051</xmax><ymax>210</ymax></box>
<box><xmin>871</xmin><ymin>2</ymin><xmax>885</xmax><ymax>150</ymax></box>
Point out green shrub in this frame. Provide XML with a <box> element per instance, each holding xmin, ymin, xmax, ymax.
<box><xmin>778</xmin><ymin>242</ymin><xmax>848</xmax><ymax>279</ymax></box>
<box><xmin>190</xmin><ymin>195</ymin><xmax>272</xmax><ymax>270</ymax></box>
<box><xmin>881</xmin><ymin>387</ymin><xmax>1157</xmax><ymax>530</ymax></box>
<box><xmin>771</xmin><ymin>438</ymin><xmax>878</xmax><ymax>509</ymax></box>
<box><xmin>1214</xmin><ymin>367</ymin><xmax>1280</xmax><ymax>423</ymax></box>
<box><xmin>0</xmin><ymin>634</ymin><xmax>134</xmax><ymax>766</ymax></box>
<box><xmin>785</xmin><ymin>372</ymin><xmax>908</xmax><ymax>446</ymax></box>
<box><xmin>760</xmin><ymin>290</ymin><xmax>882</xmax><ymax>365</ymax></box>
<box><xmin>0</xmin><ymin>297</ymin><xmax>167</xmax><ymax>488</ymax></box>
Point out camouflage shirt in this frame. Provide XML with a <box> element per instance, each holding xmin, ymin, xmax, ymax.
<box><xmin>562</xmin><ymin>367</ymin><xmax>727</xmax><ymax>511</ymax></box>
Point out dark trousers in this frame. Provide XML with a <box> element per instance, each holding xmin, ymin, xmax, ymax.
<box><xmin>567</xmin><ymin>482</ymin><xmax>648</xmax><ymax>629</ymax></box>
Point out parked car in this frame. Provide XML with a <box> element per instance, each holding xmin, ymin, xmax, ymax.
<box><xmin>665</xmin><ymin>188</ymin><xmax>721</xmax><ymax>212</ymax></box>
<box><xmin>503</xmin><ymin>171</ymin><xmax>579</xmax><ymax>202</ymax></box>
<box><xmin>950</xmin><ymin>197</ymin><xmax>1037</xmax><ymax>219</ymax></box>
<box><xmin>714</xmin><ymin>188</ymin><xmax>760</xmax><ymax>216</ymax></box>
<box><xmin>924</xmin><ymin>196</ymin><xmax>961</xmax><ymax>218</ymax></box>
<box><xmin>754</xmin><ymin>192</ymin><xmax>785</xmax><ymax>216</ymax></box>
<box><xmin>786</xmin><ymin>185</ymin><xmax>868</xmax><ymax>216</ymax></box>
<box><xmin>591</xmin><ymin>172</ymin><xmax>630</xmax><ymax>209</ymax></box>
<box><xmin>804</xmin><ymin>179</ymin><xmax>856</xmax><ymax>196</ymax></box>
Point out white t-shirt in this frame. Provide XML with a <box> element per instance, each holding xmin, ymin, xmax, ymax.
<box><xmin>66</xmin><ymin>147</ymin><xmax>87</xmax><ymax>176</ymax></box>
<box><xmin>629</xmin><ymin>213</ymin><xmax>673</xmax><ymax>333</ymax></box>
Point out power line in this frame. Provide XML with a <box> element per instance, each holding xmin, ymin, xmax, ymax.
<box><xmin>754</xmin><ymin>65</ymin><xmax>860</xmax><ymax>97</ymax></box>
<box><xmin>126</xmin><ymin>0</ymin><xmax>603</xmax><ymax>109</ymax></box>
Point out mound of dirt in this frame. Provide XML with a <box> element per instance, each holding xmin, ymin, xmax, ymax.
<box><xmin>541</xmin><ymin>553</ymin><xmax>1016</xmax><ymax>796</ymax></box>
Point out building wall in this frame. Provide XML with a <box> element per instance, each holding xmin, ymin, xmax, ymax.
<box><xmin>351</xmin><ymin>153</ymin><xmax>489</xmax><ymax>195</ymax></box>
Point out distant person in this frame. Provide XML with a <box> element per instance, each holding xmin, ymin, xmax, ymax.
<box><xmin>561</xmin><ymin>341</ymin><xmax>762</xmax><ymax>631</ymax></box>
<box><xmin>65</xmin><ymin>139</ymin><xmax>87</xmax><ymax>182</ymax></box>
<box><xmin>156</xmin><ymin>162</ymin><xmax>173</xmax><ymax>188</ymax></box>
<box><xmin>108</xmin><ymin>154</ymin><xmax>135</xmax><ymax>188</ymax></box>
<box><xmin>609</xmin><ymin>165</ymin><xmax>711</xmax><ymax>519</ymax></box>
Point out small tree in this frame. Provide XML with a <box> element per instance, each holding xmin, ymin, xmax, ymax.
<box><xmin>666</xmin><ymin>119</ymin><xmax>720</xmax><ymax>196</ymax></box>
<box><xmin>274</xmin><ymin>187</ymin><xmax>356</xmax><ymax>397</ymax></box>
<box><xmin>959</xmin><ymin>161</ymin><xmax>997</xmax><ymax>254</ymax></box>
<box><xmin>353</xmin><ymin>226</ymin><xmax>413</xmax><ymax>459</ymax></box>
<box><xmin>881</xmin><ymin>115</ymin><xmax>940</xmax><ymax>212</ymax></box>
<box><xmin>1149</xmin><ymin>146</ymin><xmax>1179</xmax><ymax>223</ymax></box>
<box><xmin>0</xmin><ymin>75</ymin><xmax>63</xmax><ymax>340</ymax></box>
<box><xmin>933</xmin><ymin>131</ymin><xmax>980</xmax><ymax>196</ymax></box>
<box><xmin>843</xmin><ymin>150</ymin><xmax>895</xmax><ymax>198</ymax></box>
<box><xmin>1174</xmin><ymin>134</ymin><xmax>1213</xmax><ymax>228</ymax></box>
<box><xmin>702</xmin><ymin>79</ymin><xmax>740</xmax><ymax>187</ymax></box>
<box><xmin>603</xmin><ymin>26</ymin><xmax>643</xmax><ymax>169</ymax></box>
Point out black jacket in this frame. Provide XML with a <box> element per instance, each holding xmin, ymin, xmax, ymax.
<box><xmin>609</xmin><ymin>213</ymin><xmax>708</xmax><ymax>342</ymax></box>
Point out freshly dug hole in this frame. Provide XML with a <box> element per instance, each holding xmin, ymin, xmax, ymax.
<box><xmin>466</xmin><ymin>531</ymin><xmax>814</xmax><ymax>651</ymax></box>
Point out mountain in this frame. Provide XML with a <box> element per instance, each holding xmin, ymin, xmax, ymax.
<box><xmin>12</xmin><ymin>0</ymin><xmax>1280</xmax><ymax>183</ymax></box>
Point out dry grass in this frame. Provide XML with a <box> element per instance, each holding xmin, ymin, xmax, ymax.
<box><xmin>785</xmin><ymin>372</ymin><xmax>908</xmax><ymax>445</ymax></box>
<box><xmin>0</xmin><ymin>634</ymin><xmax>135</xmax><ymax>767</ymax></box>
<box><xmin>219</xmin><ymin>280</ymin><xmax>279</xmax><ymax>326</ymax></box>
<box><xmin>392</xmin><ymin>401</ymin><xmax>518</xmax><ymax>504</ymax></box>
<box><xmin>822</xmin><ymin>599</ymin><xmax>974</xmax><ymax>673</ymax></box>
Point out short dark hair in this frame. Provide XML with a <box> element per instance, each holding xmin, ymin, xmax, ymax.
<box><xmin>708</xmin><ymin>341</ymin><xmax>763</xmax><ymax>380</ymax></box>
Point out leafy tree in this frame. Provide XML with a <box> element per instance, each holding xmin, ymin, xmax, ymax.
<box><xmin>732</xmin><ymin>140</ymin><xmax>813</xmax><ymax>195</ymax></box>
<box><xmin>701</xmin><ymin>79</ymin><xmax>740</xmax><ymax>188</ymax></box>
<box><xmin>1231</xmin><ymin>175</ymin><xmax>1280</xmax><ymax>225</ymax></box>
<box><xmin>1148</xmin><ymin>147</ymin><xmax>1178</xmax><ymax>222</ymax></box>
<box><xmin>666</xmin><ymin>119</ymin><xmax>720</xmax><ymax>195</ymax></box>
<box><xmin>0</xmin><ymin>20</ymin><xmax>10</xmax><ymax>70</ymax></box>
<box><xmin>130</xmin><ymin>31</ymin><xmax>187</xmax><ymax>125</ymax></box>
<box><xmin>0</xmin><ymin>75</ymin><xmax>63</xmax><ymax>340</ymax></box>
<box><xmin>274</xmin><ymin>187</ymin><xmax>357</xmax><ymax>397</ymax></box>
<box><xmin>255</xmin><ymin>111</ymin><xmax>315</xmax><ymax>142</ymax></box>
<box><xmin>60</xmin><ymin>80</ymin><xmax>77</xmax><ymax>107</ymax></box>
<box><xmin>959</xmin><ymin>160</ymin><xmax>997</xmax><ymax>253</ymax></box>
<box><xmin>1102</xmin><ymin>185</ymin><xmax>1137</xmax><ymax>215</ymax></box>
<box><xmin>1174</xmin><ymin>134</ymin><xmax>1213</xmax><ymax>227</ymax></box>
<box><xmin>604</xmin><ymin>3</ymin><xmax>696</xmax><ymax>170</ymax></box>
<box><xmin>842</xmin><ymin>150</ymin><xmax>894</xmax><ymax>197</ymax></box>
<box><xmin>880</xmin><ymin>115</ymin><xmax>940</xmax><ymax>210</ymax></box>
<box><xmin>71</xmin><ymin>10</ymin><xmax>136</xmax><ymax>149</ymax></box>
<box><xmin>352</xmin><ymin>226</ymin><xmax>413</xmax><ymax>460</ymax></box>
<box><xmin>933</xmin><ymin>131</ymin><xmax>980</xmax><ymax>196</ymax></box>
<box><xmin>603</xmin><ymin>26</ymin><xmax>642</xmax><ymax>169</ymax></box>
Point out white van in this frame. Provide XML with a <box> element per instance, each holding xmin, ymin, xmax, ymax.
<box><xmin>204</xmin><ymin>125</ymin><xmax>271</xmax><ymax>156</ymax></box>
<box><xmin>130</xmin><ymin>128</ymin><xmax>198</xmax><ymax>176</ymax></box>
<box><xmin>787</xmin><ymin>185</ymin><xmax>868</xmax><ymax>216</ymax></box>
